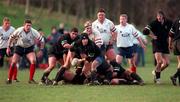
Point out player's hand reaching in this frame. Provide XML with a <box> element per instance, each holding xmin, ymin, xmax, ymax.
<box><xmin>6</xmin><ymin>47</ymin><xmax>11</xmax><ymax>56</ymax></box>
<box><xmin>149</xmin><ymin>33</ymin><xmax>157</xmax><ymax>40</ymax></box>
<box><xmin>37</xmin><ymin>50</ymin><xmax>43</xmax><ymax>58</ymax></box>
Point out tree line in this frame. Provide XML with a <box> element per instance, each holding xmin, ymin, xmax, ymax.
<box><xmin>5</xmin><ymin>0</ymin><xmax>180</xmax><ymax>27</ymax></box>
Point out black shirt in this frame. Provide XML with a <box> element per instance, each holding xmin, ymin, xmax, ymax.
<box><xmin>54</xmin><ymin>34</ymin><xmax>79</xmax><ymax>52</ymax></box>
<box><xmin>146</xmin><ymin>19</ymin><xmax>172</xmax><ymax>44</ymax></box>
<box><xmin>71</xmin><ymin>39</ymin><xmax>102</xmax><ymax>61</ymax></box>
<box><xmin>170</xmin><ymin>19</ymin><xmax>180</xmax><ymax>41</ymax></box>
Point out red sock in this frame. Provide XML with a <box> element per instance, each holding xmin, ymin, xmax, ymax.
<box><xmin>13</xmin><ymin>65</ymin><xmax>18</xmax><ymax>80</ymax></box>
<box><xmin>131</xmin><ymin>66</ymin><xmax>137</xmax><ymax>73</ymax></box>
<box><xmin>29</xmin><ymin>64</ymin><xmax>36</xmax><ymax>80</ymax></box>
<box><xmin>8</xmin><ymin>64</ymin><xmax>15</xmax><ymax>80</ymax></box>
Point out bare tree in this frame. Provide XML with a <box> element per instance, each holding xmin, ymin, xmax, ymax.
<box><xmin>25</xmin><ymin>0</ymin><xmax>30</xmax><ymax>16</ymax></box>
<box><xmin>6</xmin><ymin>0</ymin><xmax>13</xmax><ymax>5</ymax></box>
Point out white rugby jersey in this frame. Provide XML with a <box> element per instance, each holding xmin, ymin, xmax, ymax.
<box><xmin>0</xmin><ymin>26</ymin><xmax>15</xmax><ymax>48</ymax></box>
<box><xmin>9</xmin><ymin>27</ymin><xmax>44</xmax><ymax>48</ymax></box>
<box><xmin>133</xmin><ymin>30</ymin><xmax>146</xmax><ymax>45</ymax></box>
<box><xmin>92</xmin><ymin>18</ymin><xmax>116</xmax><ymax>45</ymax></box>
<box><xmin>83</xmin><ymin>29</ymin><xmax>103</xmax><ymax>47</ymax></box>
<box><xmin>116</xmin><ymin>23</ymin><xmax>139</xmax><ymax>47</ymax></box>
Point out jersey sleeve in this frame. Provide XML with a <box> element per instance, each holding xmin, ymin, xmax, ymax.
<box><xmin>143</xmin><ymin>20</ymin><xmax>156</xmax><ymax>35</ymax></box>
<box><xmin>170</xmin><ymin>22</ymin><xmax>176</xmax><ymax>34</ymax></box>
<box><xmin>32</xmin><ymin>28</ymin><xmax>44</xmax><ymax>43</ymax></box>
<box><xmin>169</xmin><ymin>20</ymin><xmax>177</xmax><ymax>37</ymax></box>
<box><xmin>60</xmin><ymin>35</ymin><xmax>68</xmax><ymax>46</ymax></box>
<box><xmin>109</xmin><ymin>21</ymin><xmax>116</xmax><ymax>33</ymax></box>
<box><xmin>9</xmin><ymin>28</ymin><xmax>21</xmax><ymax>44</ymax></box>
<box><xmin>131</xmin><ymin>25</ymin><xmax>139</xmax><ymax>38</ymax></box>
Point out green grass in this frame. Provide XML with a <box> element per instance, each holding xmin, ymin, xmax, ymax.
<box><xmin>0</xmin><ymin>2</ymin><xmax>85</xmax><ymax>35</ymax></box>
<box><xmin>0</xmin><ymin>63</ymin><xmax>180</xmax><ymax>102</ymax></box>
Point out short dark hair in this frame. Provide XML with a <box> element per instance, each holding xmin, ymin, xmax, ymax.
<box><xmin>51</xmin><ymin>26</ymin><xmax>57</xmax><ymax>30</ymax></box>
<box><xmin>71</xmin><ymin>27</ymin><xmax>78</xmax><ymax>33</ymax></box>
<box><xmin>120</xmin><ymin>14</ymin><xmax>128</xmax><ymax>19</ymax></box>
<box><xmin>24</xmin><ymin>19</ymin><xmax>32</xmax><ymax>24</ymax></box>
<box><xmin>98</xmin><ymin>8</ymin><xmax>105</xmax><ymax>13</ymax></box>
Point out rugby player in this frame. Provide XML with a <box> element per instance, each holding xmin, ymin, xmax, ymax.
<box><xmin>6</xmin><ymin>19</ymin><xmax>44</xmax><ymax>84</ymax></box>
<box><xmin>40</xmin><ymin>27</ymin><xmax>79</xmax><ymax>85</ymax></box>
<box><xmin>0</xmin><ymin>17</ymin><xmax>19</xmax><ymax>82</ymax></box>
<box><xmin>143</xmin><ymin>11</ymin><xmax>172</xmax><ymax>84</ymax></box>
<box><xmin>115</xmin><ymin>14</ymin><xmax>146</xmax><ymax>73</ymax></box>
<box><xmin>169</xmin><ymin>18</ymin><xmax>180</xmax><ymax>86</ymax></box>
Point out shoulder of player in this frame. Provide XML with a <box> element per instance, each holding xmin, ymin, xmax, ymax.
<box><xmin>30</xmin><ymin>28</ymin><xmax>40</xmax><ymax>35</ymax></box>
<box><xmin>30</xmin><ymin>27</ymin><xmax>38</xmax><ymax>32</ymax></box>
<box><xmin>15</xmin><ymin>26</ymin><xmax>23</xmax><ymax>31</ymax></box>
<box><xmin>165</xmin><ymin>19</ymin><xmax>173</xmax><ymax>25</ymax></box>
<box><xmin>13</xmin><ymin>27</ymin><xmax>23</xmax><ymax>33</ymax></box>
<box><xmin>127</xmin><ymin>23</ymin><xmax>136</xmax><ymax>28</ymax></box>
<box><xmin>147</xmin><ymin>19</ymin><xmax>157</xmax><ymax>26</ymax></box>
<box><xmin>62</xmin><ymin>33</ymin><xmax>70</xmax><ymax>38</ymax></box>
<box><xmin>105</xmin><ymin>18</ymin><xmax>114</xmax><ymax>24</ymax></box>
<box><xmin>10</xmin><ymin>26</ymin><xmax>15</xmax><ymax>30</ymax></box>
<box><xmin>115</xmin><ymin>24</ymin><xmax>120</xmax><ymax>30</ymax></box>
<box><xmin>8</xmin><ymin>26</ymin><xmax>15</xmax><ymax>32</ymax></box>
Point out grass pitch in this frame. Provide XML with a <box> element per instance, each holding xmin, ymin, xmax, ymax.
<box><xmin>0</xmin><ymin>63</ymin><xmax>180</xmax><ymax>102</ymax></box>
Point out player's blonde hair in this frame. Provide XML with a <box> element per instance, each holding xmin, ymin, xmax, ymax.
<box><xmin>3</xmin><ymin>17</ymin><xmax>10</xmax><ymax>23</ymax></box>
<box><xmin>84</xmin><ymin>20</ymin><xmax>92</xmax><ymax>28</ymax></box>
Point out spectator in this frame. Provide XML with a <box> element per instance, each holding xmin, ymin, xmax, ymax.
<box><xmin>47</xmin><ymin>26</ymin><xmax>62</xmax><ymax>46</ymax></box>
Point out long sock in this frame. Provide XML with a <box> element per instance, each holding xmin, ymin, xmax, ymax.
<box><xmin>176</xmin><ymin>68</ymin><xmax>180</xmax><ymax>84</ymax></box>
<box><xmin>155</xmin><ymin>71</ymin><xmax>161</xmax><ymax>79</ymax></box>
<box><xmin>8</xmin><ymin>64</ymin><xmax>15</xmax><ymax>80</ymax></box>
<box><xmin>54</xmin><ymin>67</ymin><xmax>66</xmax><ymax>82</ymax></box>
<box><xmin>13</xmin><ymin>65</ymin><xmax>18</xmax><ymax>80</ymax></box>
<box><xmin>173</xmin><ymin>68</ymin><xmax>180</xmax><ymax>78</ymax></box>
<box><xmin>29</xmin><ymin>64</ymin><xmax>36</xmax><ymax>80</ymax></box>
<box><xmin>178</xmin><ymin>74</ymin><xmax>180</xmax><ymax>84</ymax></box>
<box><xmin>131</xmin><ymin>66</ymin><xmax>136</xmax><ymax>73</ymax></box>
<box><xmin>130</xmin><ymin>72</ymin><xmax>143</xmax><ymax>82</ymax></box>
<box><xmin>41</xmin><ymin>71</ymin><xmax>50</xmax><ymax>81</ymax></box>
<box><xmin>90</xmin><ymin>70</ymin><xmax>97</xmax><ymax>82</ymax></box>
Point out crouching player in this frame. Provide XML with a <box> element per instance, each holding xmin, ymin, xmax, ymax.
<box><xmin>39</xmin><ymin>28</ymin><xmax>79</xmax><ymax>85</ymax></box>
<box><xmin>53</xmin><ymin>33</ymin><xmax>113</xmax><ymax>85</ymax></box>
<box><xmin>110</xmin><ymin>66</ymin><xmax>145</xmax><ymax>85</ymax></box>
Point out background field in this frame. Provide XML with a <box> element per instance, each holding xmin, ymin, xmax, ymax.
<box><xmin>0</xmin><ymin>1</ymin><xmax>180</xmax><ymax>102</ymax></box>
<box><xmin>0</xmin><ymin>63</ymin><xmax>180</xmax><ymax>102</ymax></box>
